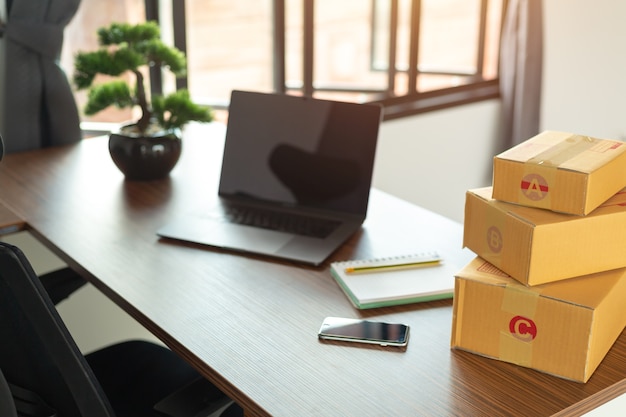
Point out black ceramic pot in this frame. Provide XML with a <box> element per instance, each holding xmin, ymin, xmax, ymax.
<box><xmin>109</xmin><ymin>126</ymin><xmax>182</xmax><ymax>180</ymax></box>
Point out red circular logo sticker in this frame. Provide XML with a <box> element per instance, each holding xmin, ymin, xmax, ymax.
<box><xmin>487</xmin><ymin>226</ymin><xmax>503</xmax><ymax>253</ymax></box>
<box><xmin>509</xmin><ymin>316</ymin><xmax>537</xmax><ymax>342</ymax></box>
<box><xmin>520</xmin><ymin>174</ymin><xmax>549</xmax><ymax>201</ymax></box>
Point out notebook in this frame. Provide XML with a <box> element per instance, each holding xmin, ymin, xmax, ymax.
<box><xmin>330</xmin><ymin>252</ymin><xmax>458</xmax><ymax>309</ymax></box>
<box><xmin>157</xmin><ymin>90</ymin><xmax>382</xmax><ymax>265</ymax></box>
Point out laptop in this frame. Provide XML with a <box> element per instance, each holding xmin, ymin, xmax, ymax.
<box><xmin>157</xmin><ymin>90</ymin><xmax>382</xmax><ymax>265</ymax></box>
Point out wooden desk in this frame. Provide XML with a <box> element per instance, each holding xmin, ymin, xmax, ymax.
<box><xmin>553</xmin><ymin>378</ymin><xmax>626</xmax><ymax>417</ymax></box>
<box><xmin>0</xmin><ymin>123</ymin><xmax>624</xmax><ymax>416</ymax></box>
<box><xmin>0</xmin><ymin>200</ymin><xmax>26</xmax><ymax>234</ymax></box>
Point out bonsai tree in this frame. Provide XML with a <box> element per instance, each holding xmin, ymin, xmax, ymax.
<box><xmin>73</xmin><ymin>21</ymin><xmax>212</xmax><ymax>135</ymax></box>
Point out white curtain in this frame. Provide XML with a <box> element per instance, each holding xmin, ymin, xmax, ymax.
<box><xmin>1</xmin><ymin>0</ymin><xmax>82</xmax><ymax>153</ymax></box>
<box><xmin>499</xmin><ymin>0</ymin><xmax>544</xmax><ymax>150</ymax></box>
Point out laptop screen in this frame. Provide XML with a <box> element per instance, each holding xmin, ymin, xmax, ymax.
<box><xmin>218</xmin><ymin>90</ymin><xmax>382</xmax><ymax>216</ymax></box>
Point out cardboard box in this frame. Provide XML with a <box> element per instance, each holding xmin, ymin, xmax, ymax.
<box><xmin>451</xmin><ymin>257</ymin><xmax>626</xmax><ymax>382</ymax></box>
<box><xmin>464</xmin><ymin>186</ymin><xmax>626</xmax><ymax>286</ymax></box>
<box><xmin>493</xmin><ymin>131</ymin><xmax>626</xmax><ymax>215</ymax></box>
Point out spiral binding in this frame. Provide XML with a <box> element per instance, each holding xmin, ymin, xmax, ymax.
<box><xmin>333</xmin><ymin>251</ymin><xmax>440</xmax><ymax>269</ymax></box>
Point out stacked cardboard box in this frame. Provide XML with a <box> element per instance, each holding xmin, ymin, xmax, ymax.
<box><xmin>451</xmin><ymin>131</ymin><xmax>626</xmax><ymax>382</ymax></box>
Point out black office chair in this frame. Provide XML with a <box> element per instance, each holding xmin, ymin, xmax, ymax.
<box><xmin>0</xmin><ymin>369</ymin><xmax>17</xmax><ymax>417</ymax></box>
<box><xmin>0</xmin><ymin>241</ymin><xmax>240</xmax><ymax>417</ymax></box>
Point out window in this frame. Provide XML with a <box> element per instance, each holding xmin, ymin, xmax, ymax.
<box><xmin>62</xmin><ymin>0</ymin><xmax>506</xmax><ymax>125</ymax></box>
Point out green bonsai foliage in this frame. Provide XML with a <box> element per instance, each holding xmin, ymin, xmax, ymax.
<box><xmin>73</xmin><ymin>21</ymin><xmax>213</xmax><ymax>134</ymax></box>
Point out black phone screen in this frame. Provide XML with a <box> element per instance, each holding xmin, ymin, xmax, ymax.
<box><xmin>318</xmin><ymin>317</ymin><xmax>409</xmax><ymax>346</ymax></box>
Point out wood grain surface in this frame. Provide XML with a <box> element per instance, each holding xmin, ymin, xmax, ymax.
<box><xmin>0</xmin><ymin>122</ymin><xmax>623</xmax><ymax>417</ymax></box>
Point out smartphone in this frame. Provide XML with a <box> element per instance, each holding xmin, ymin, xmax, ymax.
<box><xmin>318</xmin><ymin>317</ymin><xmax>410</xmax><ymax>347</ymax></box>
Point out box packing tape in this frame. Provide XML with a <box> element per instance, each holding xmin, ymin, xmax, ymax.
<box><xmin>499</xmin><ymin>284</ymin><xmax>540</xmax><ymax>366</ymax></box>
<box><xmin>526</xmin><ymin>134</ymin><xmax>598</xmax><ymax>168</ymax></box>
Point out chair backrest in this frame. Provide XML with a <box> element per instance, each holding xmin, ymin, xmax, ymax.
<box><xmin>0</xmin><ymin>242</ymin><xmax>115</xmax><ymax>416</ymax></box>
<box><xmin>0</xmin><ymin>368</ymin><xmax>18</xmax><ymax>417</ymax></box>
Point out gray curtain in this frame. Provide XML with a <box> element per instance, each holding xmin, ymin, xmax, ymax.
<box><xmin>0</xmin><ymin>3</ymin><xmax>6</xmax><ymax>141</ymax></box>
<box><xmin>499</xmin><ymin>0</ymin><xmax>543</xmax><ymax>150</ymax></box>
<box><xmin>0</xmin><ymin>0</ymin><xmax>81</xmax><ymax>153</ymax></box>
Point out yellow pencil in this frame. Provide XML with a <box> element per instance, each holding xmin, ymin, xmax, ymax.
<box><xmin>345</xmin><ymin>259</ymin><xmax>441</xmax><ymax>274</ymax></box>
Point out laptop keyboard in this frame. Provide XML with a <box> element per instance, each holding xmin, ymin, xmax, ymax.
<box><xmin>224</xmin><ymin>205</ymin><xmax>341</xmax><ymax>239</ymax></box>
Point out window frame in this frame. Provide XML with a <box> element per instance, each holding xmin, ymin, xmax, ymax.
<box><xmin>152</xmin><ymin>0</ymin><xmax>507</xmax><ymax>121</ymax></box>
